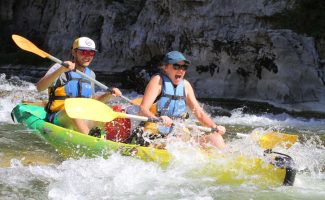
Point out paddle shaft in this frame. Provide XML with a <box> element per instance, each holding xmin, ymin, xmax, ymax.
<box><xmin>119</xmin><ymin>113</ymin><xmax>242</xmax><ymax>136</ymax></box>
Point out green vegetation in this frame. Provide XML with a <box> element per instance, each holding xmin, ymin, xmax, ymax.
<box><xmin>268</xmin><ymin>0</ymin><xmax>325</xmax><ymax>39</ymax></box>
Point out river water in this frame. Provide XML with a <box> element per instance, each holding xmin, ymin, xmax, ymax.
<box><xmin>0</xmin><ymin>73</ymin><xmax>324</xmax><ymax>200</ymax></box>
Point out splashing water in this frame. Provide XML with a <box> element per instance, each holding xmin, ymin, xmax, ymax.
<box><xmin>0</xmin><ymin>73</ymin><xmax>47</xmax><ymax>123</ymax></box>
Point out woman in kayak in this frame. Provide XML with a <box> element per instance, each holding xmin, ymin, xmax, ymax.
<box><xmin>36</xmin><ymin>37</ymin><xmax>121</xmax><ymax>135</ymax></box>
<box><xmin>139</xmin><ymin>51</ymin><xmax>226</xmax><ymax>149</ymax></box>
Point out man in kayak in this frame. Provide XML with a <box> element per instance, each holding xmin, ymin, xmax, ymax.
<box><xmin>36</xmin><ymin>37</ymin><xmax>122</xmax><ymax>135</ymax></box>
<box><xmin>139</xmin><ymin>51</ymin><xmax>226</xmax><ymax>149</ymax></box>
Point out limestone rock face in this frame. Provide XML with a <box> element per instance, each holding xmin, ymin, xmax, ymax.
<box><xmin>1</xmin><ymin>0</ymin><xmax>324</xmax><ymax>112</ymax></box>
<box><xmin>189</xmin><ymin>30</ymin><xmax>320</xmax><ymax>104</ymax></box>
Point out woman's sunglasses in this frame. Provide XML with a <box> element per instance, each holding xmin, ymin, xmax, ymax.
<box><xmin>173</xmin><ymin>63</ymin><xmax>189</xmax><ymax>70</ymax></box>
<box><xmin>77</xmin><ymin>49</ymin><xmax>96</xmax><ymax>56</ymax></box>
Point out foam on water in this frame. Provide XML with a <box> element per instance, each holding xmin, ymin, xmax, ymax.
<box><xmin>215</xmin><ymin>107</ymin><xmax>325</xmax><ymax>130</ymax></box>
<box><xmin>2</xmin><ymin>146</ymin><xmax>323</xmax><ymax>200</ymax></box>
<box><xmin>0</xmin><ymin>74</ymin><xmax>46</xmax><ymax>123</ymax></box>
<box><xmin>25</xmin><ymin>154</ymin><xmax>223</xmax><ymax>199</ymax></box>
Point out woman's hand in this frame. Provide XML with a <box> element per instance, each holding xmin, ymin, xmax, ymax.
<box><xmin>159</xmin><ymin>116</ymin><xmax>173</xmax><ymax>127</ymax></box>
<box><xmin>214</xmin><ymin>125</ymin><xmax>226</xmax><ymax>135</ymax></box>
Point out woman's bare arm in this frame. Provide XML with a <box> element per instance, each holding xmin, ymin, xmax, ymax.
<box><xmin>139</xmin><ymin>75</ymin><xmax>162</xmax><ymax>118</ymax></box>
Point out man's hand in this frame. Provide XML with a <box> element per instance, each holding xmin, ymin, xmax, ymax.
<box><xmin>110</xmin><ymin>87</ymin><xmax>122</xmax><ymax>97</ymax></box>
<box><xmin>62</xmin><ymin>61</ymin><xmax>75</xmax><ymax>72</ymax></box>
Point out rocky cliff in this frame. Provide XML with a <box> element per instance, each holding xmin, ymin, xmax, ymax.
<box><xmin>1</xmin><ymin>0</ymin><xmax>324</xmax><ymax>113</ymax></box>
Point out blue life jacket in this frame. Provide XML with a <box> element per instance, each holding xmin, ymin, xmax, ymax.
<box><xmin>64</xmin><ymin>68</ymin><xmax>93</xmax><ymax>97</ymax></box>
<box><xmin>156</xmin><ymin>74</ymin><xmax>187</xmax><ymax>134</ymax></box>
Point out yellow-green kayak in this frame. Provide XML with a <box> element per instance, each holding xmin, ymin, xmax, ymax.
<box><xmin>11</xmin><ymin>103</ymin><xmax>296</xmax><ymax>186</ymax></box>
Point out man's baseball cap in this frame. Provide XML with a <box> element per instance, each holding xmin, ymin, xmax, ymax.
<box><xmin>163</xmin><ymin>51</ymin><xmax>190</xmax><ymax>64</ymax></box>
<box><xmin>73</xmin><ymin>37</ymin><xmax>97</xmax><ymax>51</ymax></box>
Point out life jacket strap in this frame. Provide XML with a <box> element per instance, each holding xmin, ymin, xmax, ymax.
<box><xmin>161</xmin><ymin>94</ymin><xmax>184</xmax><ymax>100</ymax></box>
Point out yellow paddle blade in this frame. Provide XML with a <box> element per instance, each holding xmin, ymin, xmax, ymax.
<box><xmin>65</xmin><ymin>98</ymin><xmax>120</xmax><ymax>122</ymax></box>
<box><xmin>12</xmin><ymin>34</ymin><xmax>49</xmax><ymax>58</ymax></box>
<box><xmin>258</xmin><ymin>132</ymin><xmax>298</xmax><ymax>149</ymax></box>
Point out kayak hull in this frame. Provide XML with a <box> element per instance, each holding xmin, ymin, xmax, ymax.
<box><xmin>11</xmin><ymin>104</ymin><xmax>296</xmax><ymax>186</ymax></box>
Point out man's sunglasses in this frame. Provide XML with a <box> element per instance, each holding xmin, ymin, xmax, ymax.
<box><xmin>77</xmin><ymin>49</ymin><xmax>96</xmax><ymax>56</ymax></box>
<box><xmin>173</xmin><ymin>63</ymin><xmax>189</xmax><ymax>70</ymax></box>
